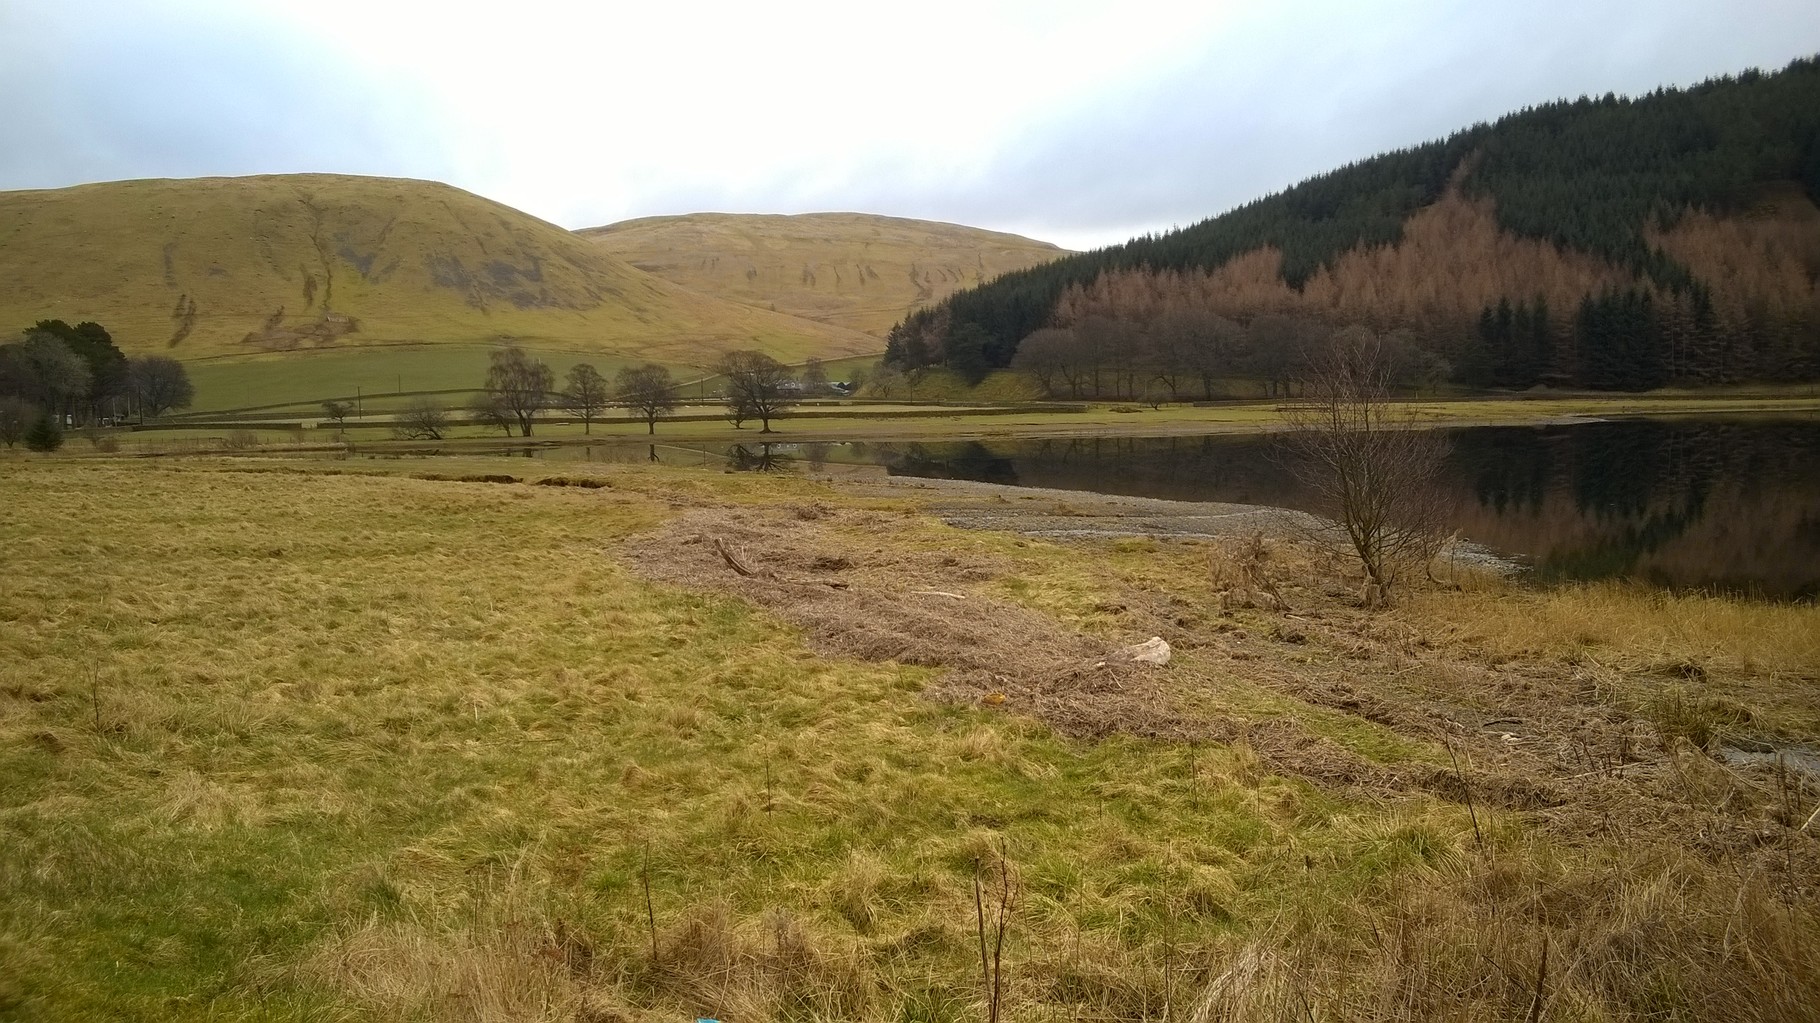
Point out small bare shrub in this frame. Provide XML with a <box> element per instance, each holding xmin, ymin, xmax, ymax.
<box><xmin>1210</xmin><ymin>533</ymin><xmax>1286</xmax><ymax>610</ymax></box>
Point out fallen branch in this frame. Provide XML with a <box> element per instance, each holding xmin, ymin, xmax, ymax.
<box><xmin>715</xmin><ymin>538</ymin><xmax>758</xmax><ymax>577</ymax></box>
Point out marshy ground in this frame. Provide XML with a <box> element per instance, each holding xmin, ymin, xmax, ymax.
<box><xmin>2</xmin><ymin>455</ymin><xmax>1817</xmax><ymax>1021</ymax></box>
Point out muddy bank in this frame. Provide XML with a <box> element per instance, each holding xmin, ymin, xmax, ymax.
<box><xmin>851</xmin><ymin>473</ymin><xmax>1312</xmax><ymax>538</ymax></box>
<box><xmin>843</xmin><ymin>473</ymin><xmax>1516</xmax><ymax>572</ymax></box>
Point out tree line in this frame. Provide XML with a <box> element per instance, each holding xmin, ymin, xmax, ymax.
<box><xmin>887</xmin><ymin>55</ymin><xmax>1820</xmax><ymax>389</ymax></box>
<box><xmin>0</xmin><ymin>320</ymin><xmax>194</xmax><ymax>450</ymax></box>
<box><xmin>1005</xmin><ymin>313</ymin><xmax>1446</xmax><ymax>401</ymax></box>
<box><xmin>392</xmin><ymin>346</ymin><xmax>812</xmax><ymax>441</ymax></box>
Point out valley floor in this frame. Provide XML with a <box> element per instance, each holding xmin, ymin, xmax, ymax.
<box><xmin>135</xmin><ymin>391</ymin><xmax>1820</xmax><ymax>455</ymax></box>
<box><xmin>1</xmin><ymin>455</ymin><xmax>1817</xmax><ymax>1021</ymax></box>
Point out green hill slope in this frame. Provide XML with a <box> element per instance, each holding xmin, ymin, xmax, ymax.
<box><xmin>579</xmin><ymin>212</ymin><xmax>1065</xmax><ymax>337</ymax></box>
<box><xmin>0</xmin><ymin>175</ymin><xmax>879</xmax><ymax>368</ymax></box>
<box><xmin>895</xmin><ymin>57</ymin><xmax>1820</xmax><ymax>391</ymax></box>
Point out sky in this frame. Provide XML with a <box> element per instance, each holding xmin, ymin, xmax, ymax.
<box><xmin>3</xmin><ymin>0</ymin><xmax>1819</xmax><ymax>251</ymax></box>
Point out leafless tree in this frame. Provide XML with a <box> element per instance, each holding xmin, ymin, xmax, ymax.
<box><xmin>394</xmin><ymin>397</ymin><xmax>450</xmax><ymax>441</ymax></box>
<box><xmin>616</xmin><ymin>363</ymin><xmax>678</xmax><ymax>435</ymax></box>
<box><xmin>866</xmin><ymin>363</ymin><xmax>907</xmax><ymax>399</ymax></box>
<box><xmin>1248</xmin><ymin>315</ymin><xmax>1321</xmax><ymax>398</ymax></box>
<box><xmin>714</xmin><ymin>350</ymin><xmax>798</xmax><ymax>433</ymax></box>
<box><xmin>320</xmin><ymin>400</ymin><xmax>353</xmax><ymax>431</ymax></box>
<box><xmin>0</xmin><ymin>396</ymin><xmax>34</xmax><ymax>448</ymax></box>
<box><xmin>1280</xmin><ymin>325</ymin><xmax>1451</xmax><ymax>606</ymax></box>
<box><xmin>128</xmin><ymin>355</ymin><xmax>194</xmax><ymax>420</ymax></box>
<box><xmin>559</xmin><ymin>363</ymin><xmax>610</xmax><ymax>434</ymax></box>
<box><xmin>483</xmin><ymin>344</ymin><xmax>552</xmax><ymax>437</ymax></box>
<box><xmin>1012</xmin><ymin>328</ymin><xmax>1071</xmax><ymax>396</ymax></box>
<box><xmin>468</xmin><ymin>392</ymin><xmax>514</xmax><ymax>436</ymax></box>
<box><xmin>801</xmin><ymin>357</ymin><xmax>829</xmax><ymax>396</ymax></box>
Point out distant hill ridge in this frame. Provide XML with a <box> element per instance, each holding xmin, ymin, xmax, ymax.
<box><xmin>0</xmin><ymin>174</ymin><xmax>880</xmax><ymax>364</ymax></box>
<box><xmin>580</xmin><ymin>211</ymin><xmax>1065</xmax><ymax>338</ymax></box>
<box><xmin>893</xmin><ymin>56</ymin><xmax>1820</xmax><ymax>391</ymax></box>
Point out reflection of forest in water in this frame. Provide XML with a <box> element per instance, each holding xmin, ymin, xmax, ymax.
<box><xmin>856</xmin><ymin>419</ymin><xmax>1820</xmax><ymax>599</ymax></box>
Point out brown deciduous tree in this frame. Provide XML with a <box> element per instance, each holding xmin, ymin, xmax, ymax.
<box><xmin>714</xmin><ymin>350</ymin><xmax>797</xmax><ymax>433</ymax></box>
<box><xmin>483</xmin><ymin>344</ymin><xmax>552</xmax><ymax>437</ymax></box>
<box><xmin>615</xmin><ymin>363</ymin><xmax>678</xmax><ymax>435</ymax></box>
<box><xmin>1012</xmin><ymin>328</ymin><xmax>1072</xmax><ymax>396</ymax></box>
<box><xmin>319</xmin><ymin>400</ymin><xmax>353</xmax><ymax>431</ymax></box>
<box><xmin>468</xmin><ymin>392</ymin><xmax>514</xmax><ymax>436</ymax></box>
<box><xmin>395</xmin><ymin>397</ymin><xmax>450</xmax><ymax>441</ymax></box>
<box><xmin>128</xmin><ymin>355</ymin><xmax>193</xmax><ymax>420</ymax></box>
<box><xmin>562</xmin><ymin>363</ymin><xmax>610</xmax><ymax>434</ymax></box>
<box><xmin>1280</xmin><ymin>325</ymin><xmax>1450</xmax><ymax>606</ymax></box>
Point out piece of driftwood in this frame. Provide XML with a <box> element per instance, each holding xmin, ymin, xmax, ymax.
<box><xmin>715</xmin><ymin>538</ymin><xmax>757</xmax><ymax>577</ymax></box>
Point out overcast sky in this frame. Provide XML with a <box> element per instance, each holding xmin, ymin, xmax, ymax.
<box><xmin>3</xmin><ymin>0</ymin><xmax>1818</xmax><ymax>250</ymax></box>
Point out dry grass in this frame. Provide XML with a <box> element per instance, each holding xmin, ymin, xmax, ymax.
<box><xmin>579</xmin><ymin>212</ymin><xmax>1064</xmax><ymax>338</ymax></box>
<box><xmin>2</xmin><ymin>456</ymin><xmax>1817</xmax><ymax>1021</ymax></box>
<box><xmin>1408</xmin><ymin>579</ymin><xmax>1820</xmax><ymax>677</ymax></box>
<box><xmin>0</xmin><ymin>174</ymin><xmax>876</xmax><ymax>366</ymax></box>
<box><xmin>1405</xmin><ymin>579</ymin><xmax>1820</xmax><ymax>738</ymax></box>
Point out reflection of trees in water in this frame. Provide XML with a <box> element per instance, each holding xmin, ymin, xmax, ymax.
<box><xmin>871</xmin><ymin>421</ymin><xmax>1820</xmax><ymax>598</ymax></box>
<box><xmin>1452</xmin><ymin>421</ymin><xmax>1820</xmax><ymax>598</ymax></box>
<box><xmin>873</xmin><ymin>441</ymin><xmax>1019</xmax><ymax>485</ymax></box>
<box><xmin>727</xmin><ymin>443</ymin><xmax>793</xmax><ymax>472</ymax></box>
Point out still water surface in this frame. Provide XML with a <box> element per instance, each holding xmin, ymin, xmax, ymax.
<box><xmin>533</xmin><ymin>417</ymin><xmax>1820</xmax><ymax>598</ymax></box>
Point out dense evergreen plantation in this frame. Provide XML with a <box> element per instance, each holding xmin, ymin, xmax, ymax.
<box><xmin>888</xmin><ymin>57</ymin><xmax>1820</xmax><ymax>393</ymax></box>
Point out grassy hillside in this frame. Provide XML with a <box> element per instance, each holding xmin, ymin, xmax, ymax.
<box><xmin>0</xmin><ymin>175</ymin><xmax>880</xmax><ymax>366</ymax></box>
<box><xmin>580</xmin><ymin>212</ymin><xmax>1065</xmax><ymax>337</ymax></box>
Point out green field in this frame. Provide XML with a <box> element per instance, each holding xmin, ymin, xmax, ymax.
<box><xmin>144</xmin><ymin>393</ymin><xmax>1820</xmax><ymax>457</ymax></box>
<box><xmin>183</xmin><ymin>346</ymin><xmax>887</xmax><ymax>413</ymax></box>
<box><xmin>184</xmin><ymin>345</ymin><xmax>683</xmax><ymax>412</ymax></box>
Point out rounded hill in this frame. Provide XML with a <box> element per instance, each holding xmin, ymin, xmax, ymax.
<box><xmin>579</xmin><ymin>211</ymin><xmax>1066</xmax><ymax>337</ymax></box>
<box><xmin>0</xmin><ymin>174</ymin><xmax>878</xmax><ymax>365</ymax></box>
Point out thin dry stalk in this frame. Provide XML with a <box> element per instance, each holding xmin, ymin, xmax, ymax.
<box><xmin>87</xmin><ymin>665</ymin><xmax>103</xmax><ymax>734</ymax></box>
<box><xmin>1445</xmin><ymin>738</ymin><xmax>1485</xmax><ymax>851</ymax></box>
<box><xmin>642</xmin><ymin>846</ymin><xmax>658</xmax><ymax>962</ymax></box>
<box><xmin>1525</xmin><ymin>933</ymin><xmax>1549</xmax><ymax>1023</ymax></box>
<box><xmin>974</xmin><ymin>848</ymin><xmax>1015</xmax><ymax>1023</ymax></box>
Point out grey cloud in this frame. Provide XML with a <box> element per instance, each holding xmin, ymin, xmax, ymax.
<box><xmin>668</xmin><ymin>0</ymin><xmax>1820</xmax><ymax>247</ymax></box>
<box><xmin>5</xmin><ymin>0</ymin><xmax>1819</xmax><ymax>254</ymax></box>
<box><xmin>0</xmin><ymin>5</ymin><xmax>454</xmax><ymax>190</ymax></box>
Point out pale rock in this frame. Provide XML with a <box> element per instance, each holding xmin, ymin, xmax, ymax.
<box><xmin>1117</xmin><ymin>636</ymin><xmax>1171</xmax><ymax>666</ymax></box>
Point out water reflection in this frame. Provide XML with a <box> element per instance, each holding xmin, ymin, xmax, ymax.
<box><xmin>727</xmin><ymin>443</ymin><xmax>795</xmax><ymax>472</ymax></box>
<box><xmin>471</xmin><ymin>418</ymin><xmax>1820</xmax><ymax>598</ymax></box>
<box><xmin>860</xmin><ymin>420</ymin><xmax>1820</xmax><ymax>599</ymax></box>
